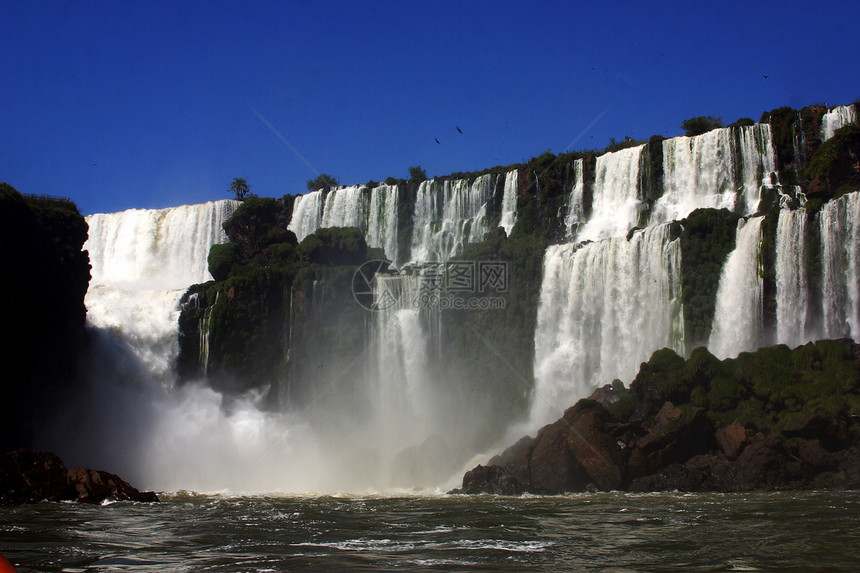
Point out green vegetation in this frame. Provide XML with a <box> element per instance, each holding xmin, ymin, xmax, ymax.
<box><xmin>229</xmin><ymin>177</ymin><xmax>250</xmax><ymax>200</ymax></box>
<box><xmin>307</xmin><ymin>173</ymin><xmax>339</xmax><ymax>191</ymax></box>
<box><xmin>679</xmin><ymin>208</ymin><xmax>741</xmax><ymax>347</ymax></box>
<box><xmin>298</xmin><ymin>227</ymin><xmax>370</xmax><ymax>266</ymax></box>
<box><xmin>408</xmin><ymin>165</ymin><xmax>427</xmax><ymax>183</ymax></box>
<box><xmin>681</xmin><ymin>116</ymin><xmax>723</xmax><ymax>136</ymax></box>
<box><xmin>630</xmin><ymin>339</ymin><xmax>860</xmax><ymax>438</ymax></box>
<box><xmin>730</xmin><ymin>117</ymin><xmax>755</xmax><ymax>128</ymax></box>
<box><xmin>178</xmin><ymin>195</ymin><xmax>373</xmax><ymax>400</ymax></box>
<box><xmin>222</xmin><ymin>196</ymin><xmax>294</xmax><ymax>259</ymax></box>
<box><xmin>805</xmin><ymin>123</ymin><xmax>860</xmax><ymax>180</ymax></box>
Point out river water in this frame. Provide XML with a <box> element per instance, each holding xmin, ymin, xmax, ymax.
<box><xmin>2</xmin><ymin>490</ymin><xmax>859</xmax><ymax>571</ymax></box>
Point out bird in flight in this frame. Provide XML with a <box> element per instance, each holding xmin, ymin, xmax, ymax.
<box><xmin>435</xmin><ymin>138</ymin><xmax>440</xmax><ymax>144</ymax></box>
<box><xmin>762</xmin><ymin>75</ymin><xmax>769</xmax><ymax>79</ymax></box>
<box><xmin>456</xmin><ymin>126</ymin><xmax>463</xmax><ymax>134</ymax></box>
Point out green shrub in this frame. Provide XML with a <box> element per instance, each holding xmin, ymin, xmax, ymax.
<box><xmin>681</xmin><ymin>116</ymin><xmax>723</xmax><ymax>136</ymax></box>
<box><xmin>208</xmin><ymin>243</ymin><xmax>241</xmax><ymax>281</ymax></box>
<box><xmin>805</xmin><ymin>124</ymin><xmax>860</xmax><ymax>179</ymax></box>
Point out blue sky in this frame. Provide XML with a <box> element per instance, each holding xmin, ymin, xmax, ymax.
<box><xmin>2</xmin><ymin>0</ymin><xmax>858</xmax><ymax>215</ymax></box>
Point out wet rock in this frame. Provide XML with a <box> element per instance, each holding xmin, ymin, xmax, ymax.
<box><xmin>629</xmin><ymin>463</ymin><xmax>693</xmax><ymax>492</ymax></box>
<box><xmin>528</xmin><ymin>418</ymin><xmax>589</xmax><ymax>494</ymax></box>
<box><xmin>566</xmin><ymin>409</ymin><xmax>624</xmax><ymax>491</ymax></box>
<box><xmin>715</xmin><ymin>422</ymin><xmax>748</xmax><ymax>459</ymax></box>
<box><xmin>1</xmin><ymin>449</ymin><xmax>158</xmax><ymax>505</ymax></box>
<box><xmin>0</xmin><ymin>449</ymin><xmax>74</xmax><ymax>504</ymax></box>
<box><xmin>68</xmin><ymin>468</ymin><xmax>159</xmax><ymax>504</ymax></box>
<box><xmin>452</xmin><ymin>464</ymin><xmax>523</xmax><ymax>495</ymax></box>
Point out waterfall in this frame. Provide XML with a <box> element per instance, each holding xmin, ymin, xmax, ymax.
<box><xmin>84</xmin><ymin>200</ymin><xmax>238</xmax><ymax>378</ymax></box>
<box><xmin>564</xmin><ymin>159</ymin><xmax>585</xmax><ymax>239</ymax></box>
<box><xmin>367</xmin><ymin>273</ymin><xmax>476</xmax><ymax>488</ymax></box>
<box><xmin>86</xmin><ymin>200</ymin><xmax>238</xmax><ymax>290</ymax></box>
<box><xmin>287</xmin><ymin>190</ymin><xmax>325</xmax><ymax>241</ymax></box>
<box><xmin>820</xmin><ymin>191</ymin><xmax>860</xmax><ymax>340</ymax></box>
<box><xmin>366</xmin><ymin>184</ymin><xmax>400</xmax><ymax>264</ymax></box>
<box><xmin>708</xmin><ymin>216</ymin><xmax>764</xmax><ymax>359</ymax></box>
<box><xmin>321</xmin><ymin>185</ymin><xmax>368</xmax><ymax>230</ymax></box>
<box><xmin>499</xmin><ymin>170</ymin><xmax>519</xmax><ymax>236</ymax></box>
<box><xmin>737</xmin><ymin>123</ymin><xmax>778</xmax><ymax>213</ymax></box>
<box><xmin>576</xmin><ymin>145</ymin><xmax>644</xmax><ymax>242</ymax></box>
<box><xmin>653</xmin><ymin>125</ymin><xmax>776</xmax><ymax>224</ymax></box>
<box><xmin>821</xmin><ymin>105</ymin><xmax>858</xmax><ymax>141</ymax></box>
<box><xmin>410</xmin><ymin>174</ymin><xmax>496</xmax><ymax>263</ymax></box>
<box><xmin>775</xmin><ymin>208</ymin><xmax>811</xmax><ymax>347</ymax></box>
<box><xmin>370</xmin><ymin>275</ymin><xmax>434</xmax><ymax>456</ymax></box>
<box><xmin>530</xmin><ymin>223</ymin><xmax>684</xmax><ymax>426</ymax></box>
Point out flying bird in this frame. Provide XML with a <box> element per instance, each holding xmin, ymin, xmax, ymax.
<box><xmin>435</xmin><ymin>138</ymin><xmax>440</xmax><ymax>144</ymax></box>
<box><xmin>456</xmin><ymin>126</ymin><xmax>463</xmax><ymax>134</ymax></box>
<box><xmin>763</xmin><ymin>75</ymin><xmax>769</xmax><ymax>79</ymax></box>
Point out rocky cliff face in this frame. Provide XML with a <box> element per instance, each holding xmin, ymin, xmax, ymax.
<box><xmin>0</xmin><ymin>184</ymin><xmax>91</xmax><ymax>452</ymax></box>
<box><xmin>454</xmin><ymin>339</ymin><xmax>860</xmax><ymax>494</ymax></box>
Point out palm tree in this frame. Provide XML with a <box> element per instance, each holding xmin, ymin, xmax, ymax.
<box><xmin>229</xmin><ymin>177</ymin><xmax>250</xmax><ymax>200</ymax></box>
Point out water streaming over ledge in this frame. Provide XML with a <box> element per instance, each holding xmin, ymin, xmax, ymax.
<box><xmin>708</xmin><ymin>216</ymin><xmax>765</xmax><ymax>359</ymax></box>
<box><xmin>530</xmin><ymin>223</ymin><xmax>683</xmax><ymax>426</ymax></box>
<box><xmin>821</xmin><ymin>104</ymin><xmax>858</xmax><ymax>141</ymax></box>
<box><xmin>70</xmin><ymin>115</ymin><xmax>860</xmax><ymax>492</ymax></box>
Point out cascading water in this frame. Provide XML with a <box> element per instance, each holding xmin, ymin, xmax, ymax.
<box><xmin>368</xmin><ymin>275</ymin><xmax>442</xmax><ymax>486</ymax></box>
<box><xmin>410</xmin><ymin>174</ymin><xmax>496</xmax><ymax>263</ymax></box>
<box><xmin>289</xmin><ymin>184</ymin><xmax>401</xmax><ymax>263</ymax></box>
<box><xmin>564</xmin><ymin>158</ymin><xmax>585</xmax><ymax>239</ymax></box>
<box><xmin>62</xmin><ymin>105</ymin><xmax>860</xmax><ymax>493</ymax></box>
<box><xmin>775</xmin><ymin>208</ymin><xmax>811</xmax><ymax>347</ymax></box>
<box><xmin>63</xmin><ymin>201</ymin><xmax>292</xmax><ymax>491</ymax></box>
<box><xmin>366</xmin><ymin>184</ymin><xmax>400</xmax><ymax>264</ymax></box>
<box><xmin>287</xmin><ymin>189</ymin><xmax>325</xmax><ymax>241</ymax></box>
<box><xmin>499</xmin><ymin>170</ymin><xmax>519</xmax><ymax>236</ymax></box>
<box><xmin>321</xmin><ymin>185</ymin><xmax>368</xmax><ymax>231</ymax></box>
<box><xmin>576</xmin><ymin>145</ymin><xmax>644</xmax><ymax>241</ymax></box>
<box><xmin>708</xmin><ymin>216</ymin><xmax>765</xmax><ymax>359</ymax></box>
<box><xmin>530</xmin><ymin>223</ymin><xmax>684</xmax><ymax>426</ymax></box>
<box><xmin>653</xmin><ymin>124</ymin><xmax>777</xmax><ymax>224</ymax></box>
<box><xmin>819</xmin><ymin>191</ymin><xmax>860</xmax><ymax>340</ymax></box>
<box><xmin>821</xmin><ymin>105</ymin><xmax>858</xmax><ymax>141</ymax></box>
<box><xmin>84</xmin><ymin>201</ymin><xmax>239</xmax><ymax>378</ymax></box>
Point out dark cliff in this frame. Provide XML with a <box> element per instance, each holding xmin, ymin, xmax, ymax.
<box><xmin>0</xmin><ymin>183</ymin><xmax>91</xmax><ymax>451</ymax></box>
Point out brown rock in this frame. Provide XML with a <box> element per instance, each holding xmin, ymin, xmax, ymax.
<box><xmin>629</xmin><ymin>463</ymin><xmax>693</xmax><ymax>492</ymax></box>
<box><xmin>566</xmin><ymin>409</ymin><xmax>624</xmax><ymax>491</ymax></box>
<box><xmin>528</xmin><ymin>419</ymin><xmax>589</xmax><ymax>493</ymax></box>
<box><xmin>68</xmin><ymin>467</ymin><xmax>158</xmax><ymax>503</ymax></box>
<box><xmin>453</xmin><ymin>464</ymin><xmax>523</xmax><ymax>495</ymax></box>
<box><xmin>796</xmin><ymin>439</ymin><xmax>837</xmax><ymax>469</ymax></box>
<box><xmin>588</xmin><ymin>381</ymin><xmax>622</xmax><ymax>407</ymax></box>
<box><xmin>716</xmin><ymin>422</ymin><xmax>747</xmax><ymax>459</ymax></box>
<box><xmin>0</xmin><ymin>449</ymin><xmax>75</xmax><ymax>504</ymax></box>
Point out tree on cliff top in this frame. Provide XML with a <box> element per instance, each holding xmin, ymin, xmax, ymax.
<box><xmin>229</xmin><ymin>177</ymin><xmax>250</xmax><ymax>200</ymax></box>
<box><xmin>307</xmin><ymin>173</ymin><xmax>339</xmax><ymax>192</ymax></box>
<box><xmin>408</xmin><ymin>165</ymin><xmax>427</xmax><ymax>183</ymax></box>
<box><xmin>681</xmin><ymin>116</ymin><xmax>723</xmax><ymax>136</ymax></box>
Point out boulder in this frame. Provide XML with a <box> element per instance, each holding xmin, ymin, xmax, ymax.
<box><xmin>715</xmin><ymin>422</ymin><xmax>748</xmax><ymax>459</ymax></box>
<box><xmin>0</xmin><ymin>449</ymin><xmax>74</xmax><ymax>504</ymax></box>
<box><xmin>0</xmin><ymin>449</ymin><xmax>158</xmax><ymax>504</ymax></box>
<box><xmin>527</xmin><ymin>418</ymin><xmax>589</xmax><ymax>493</ymax></box>
<box><xmin>452</xmin><ymin>464</ymin><xmax>524</xmax><ymax>495</ymax></box>
<box><xmin>565</xmin><ymin>409</ymin><xmax>624</xmax><ymax>491</ymax></box>
<box><xmin>68</xmin><ymin>468</ymin><xmax>159</xmax><ymax>503</ymax></box>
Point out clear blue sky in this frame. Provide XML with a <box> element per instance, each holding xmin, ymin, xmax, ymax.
<box><xmin>2</xmin><ymin>0</ymin><xmax>858</xmax><ymax>215</ymax></box>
